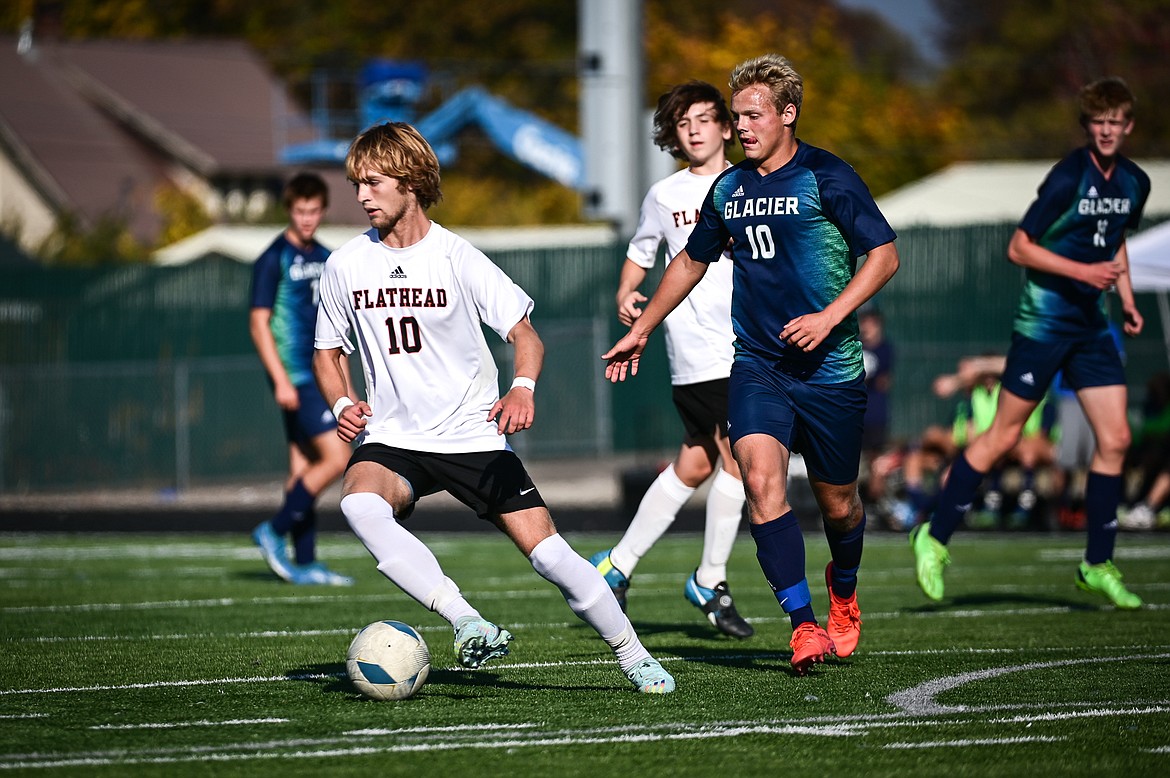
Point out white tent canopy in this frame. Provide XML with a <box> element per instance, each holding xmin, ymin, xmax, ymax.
<box><xmin>1128</xmin><ymin>221</ymin><xmax>1170</xmax><ymax>366</ymax></box>
<box><xmin>1129</xmin><ymin>220</ymin><xmax>1170</xmax><ymax>293</ymax></box>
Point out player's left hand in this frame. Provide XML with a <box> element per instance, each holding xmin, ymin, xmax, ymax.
<box><xmin>779</xmin><ymin>310</ymin><xmax>833</xmax><ymax>352</ymax></box>
<box><xmin>489</xmin><ymin>388</ymin><xmax>535</xmax><ymax>435</ymax></box>
<box><xmin>1123</xmin><ymin>304</ymin><xmax>1144</xmax><ymax>337</ymax></box>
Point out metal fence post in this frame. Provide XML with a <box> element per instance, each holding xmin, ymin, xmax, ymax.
<box><xmin>174</xmin><ymin>360</ymin><xmax>190</xmax><ymax>493</ymax></box>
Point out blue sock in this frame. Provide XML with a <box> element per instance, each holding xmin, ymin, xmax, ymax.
<box><xmin>271</xmin><ymin>479</ymin><xmax>314</xmax><ymax>535</ymax></box>
<box><xmin>1084</xmin><ymin>471</ymin><xmax>1121</xmax><ymax>565</ymax></box>
<box><xmin>750</xmin><ymin>511</ymin><xmax>816</xmax><ymax>628</ymax></box>
<box><xmin>930</xmin><ymin>453</ymin><xmax>985</xmax><ymax>545</ymax></box>
<box><xmin>291</xmin><ymin>507</ymin><xmax>317</xmax><ymax>565</ymax></box>
<box><xmin>824</xmin><ymin>512</ymin><xmax>865</xmax><ymax>599</ymax></box>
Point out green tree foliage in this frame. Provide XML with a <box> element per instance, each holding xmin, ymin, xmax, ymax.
<box><xmin>934</xmin><ymin>0</ymin><xmax>1170</xmax><ymax>158</ymax></box>
<box><xmin>38</xmin><ymin>212</ymin><xmax>148</xmax><ymax>266</ymax></box>
<box><xmin>3</xmin><ymin>0</ymin><xmax>1168</xmax><ymax>238</ymax></box>
<box><xmin>647</xmin><ymin>3</ymin><xmax>961</xmax><ymax>194</ymax></box>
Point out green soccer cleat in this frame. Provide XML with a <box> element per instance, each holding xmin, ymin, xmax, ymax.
<box><xmin>625</xmin><ymin>657</ymin><xmax>675</xmax><ymax>694</ymax></box>
<box><xmin>453</xmin><ymin>616</ymin><xmax>513</xmax><ymax>669</ymax></box>
<box><xmin>1076</xmin><ymin>560</ymin><xmax>1143</xmax><ymax>610</ymax></box>
<box><xmin>909</xmin><ymin>522</ymin><xmax>950</xmax><ymax>601</ymax></box>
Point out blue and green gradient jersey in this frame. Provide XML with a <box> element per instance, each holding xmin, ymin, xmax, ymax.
<box><xmin>685</xmin><ymin>141</ymin><xmax>896</xmax><ymax>384</ymax></box>
<box><xmin>249</xmin><ymin>233</ymin><xmax>330</xmax><ymax>387</ymax></box>
<box><xmin>1014</xmin><ymin>147</ymin><xmax>1150</xmax><ymax>341</ymax></box>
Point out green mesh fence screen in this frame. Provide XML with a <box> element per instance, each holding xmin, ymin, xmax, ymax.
<box><xmin>1</xmin><ymin>226</ymin><xmax>1166</xmax><ymax>493</ymax></box>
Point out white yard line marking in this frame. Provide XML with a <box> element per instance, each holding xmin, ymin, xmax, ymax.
<box><xmin>882</xmin><ymin>736</ymin><xmax>1066</xmax><ymax>749</ymax></box>
<box><xmin>886</xmin><ymin>653</ymin><xmax>1170</xmax><ymax>715</ymax></box>
<box><xmin>91</xmin><ymin>718</ymin><xmax>289</xmax><ymax>730</ymax></box>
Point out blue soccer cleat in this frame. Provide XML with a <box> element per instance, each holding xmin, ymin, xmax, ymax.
<box><xmin>589</xmin><ymin>548</ymin><xmax>630</xmax><ymax>612</ymax></box>
<box><xmin>683</xmin><ymin>571</ymin><xmax>754</xmax><ymax>638</ymax></box>
<box><xmin>291</xmin><ymin>561</ymin><xmax>354</xmax><ymax>586</ymax></box>
<box><xmin>251</xmin><ymin>521</ymin><xmax>296</xmax><ymax>582</ymax></box>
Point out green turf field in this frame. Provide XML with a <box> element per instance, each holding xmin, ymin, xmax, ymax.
<box><xmin>1</xmin><ymin>529</ymin><xmax>1167</xmax><ymax>776</ymax></box>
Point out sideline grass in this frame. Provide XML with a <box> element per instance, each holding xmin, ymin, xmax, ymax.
<box><xmin>1</xmin><ymin>529</ymin><xmax>1168</xmax><ymax>776</ymax></box>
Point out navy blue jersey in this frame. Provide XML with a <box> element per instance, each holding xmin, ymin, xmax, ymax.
<box><xmin>685</xmin><ymin>141</ymin><xmax>896</xmax><ymax>384</ymax></box>
<box><xmin>1014</xmin><ymin>147</ymin><xmax>1150</xmax><ymax>341</ymax></box>
<box><xmin>249</xmin><ymin>233</ymin><xmax>330</xmax><ymax>386</ymax></box>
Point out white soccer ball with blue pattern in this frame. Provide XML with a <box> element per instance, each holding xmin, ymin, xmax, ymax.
<box><xmin>346</xmin><ymin>620</ymin><xmax>431</xmax><ymax>700</ymax></box>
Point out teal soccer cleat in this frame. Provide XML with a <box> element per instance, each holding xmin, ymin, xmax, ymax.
<box><xmin>626</xmin><ymin>657</ymin><xmax>675</xmax><ymax>694</ymax></box>
<box><xmin>683</xmin><ymin>571</ymin><xmax>754</xmax><ymax>638</ymax></box>
<box><xmin>453</xmin><ymin>616</ymin><xmax>513</xmax><ymax>669</ymax></box>
<box><xmin>589</xmin><ymin>548</ymin><xmax>630</xmax><ymax>612</ymax></box>
<box><xmin>251</xmin><ymin>521</ymin><xmax>296</xmax><ymax>582</ymax></box>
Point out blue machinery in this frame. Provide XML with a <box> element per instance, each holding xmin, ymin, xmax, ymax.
<box><xmin>280</xmin><ymin>60</ymin><xmax>585</xmax><ymax>191</ymax></box>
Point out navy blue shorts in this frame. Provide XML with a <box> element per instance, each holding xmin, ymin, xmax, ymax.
<box><xmin>727</xmin><ymin>355</ymin><xmax>866</xmax><ymax>485</ymax></box>
<box><xmin>671</xmin><ymin>378</ymin><xmax>730</xmax><ymax>439</ymax></box>
<box><xmin>281</xmin><ymin>384</ymin><xmax>338</xmax><ymax>445</ymax></box>
<box><xmin>1000</xmin><ymin>331</ymin><xmax>1125</xmax><ymax>401</ymax></box>
<box><xmin>346</xmin><ymin>444</ymin><xmax>545</xmax><ymax>521</ymax></box>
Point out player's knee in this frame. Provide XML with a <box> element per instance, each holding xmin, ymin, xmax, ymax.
<box><xmin>1096</xmin><ymin>427</ymin><xmax>1131</xmax><ymax>460</ymax></box>
<box><xmin>821</xmin><ymin>493</ymin><xmax>863</xmax><ymax>530</ymax></box>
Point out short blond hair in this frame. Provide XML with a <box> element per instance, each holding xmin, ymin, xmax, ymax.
<box><xmin>345</xmin><ymin>122</ymin><xmax>443</xmax><ymax>209</ymax></box>
<box><xmin>729</xmin><ymin>54</ymin><xmax>803</xmax><ymax>121</ymax></box>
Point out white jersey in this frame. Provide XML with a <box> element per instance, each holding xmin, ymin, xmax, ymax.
<box><xmin>314</xmin><ymin>223</ymin><xmax>534</xmax><ymax>454</ymax></box>
<box><xmin>627</xmin><ymin>167</ymin><xmax>735</xmax><ymax>385</ymax></box>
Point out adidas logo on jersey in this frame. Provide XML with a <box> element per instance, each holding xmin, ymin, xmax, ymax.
<box><xmin>732</xmin><ymin>185</ymin><xmax>745</xmax><ymax>197</ymax></box>
<box><xmin>1019</xmin><ymin>371</ymin><xmax>1035</xmax><ymax>386</ymax></box>
<box><xmin>389</xmin><ymin>265</ymin><xmax>408</xmax><ymax>279</ymax></box>
<box><xmin>1087</xmin><ymin>185</ymin><xmax>1099</xmax><ymax>198</ymax></box>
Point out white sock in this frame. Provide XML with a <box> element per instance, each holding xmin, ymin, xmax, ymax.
<box><xmin>341</xmin><ymin>493</ymin><xmax>477</xmax><ymax>625</ymax></box>
<box><xmin>696</xmin><ymin>469</ymin><xmax>746</xmax><ymax>588</ymax></box>
<box><xmin>529</xmin><ymin>533</ymin><xmax>651</xmax><ymax>672</ymax></box>
<box><xmin>611</xmin><ymin>464</ymin><xmax>695</xmax><ymax>576</ymax></box>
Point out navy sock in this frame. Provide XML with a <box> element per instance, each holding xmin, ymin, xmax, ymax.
<box><xmin>824</xmin><ymin>513</ymin><xmax>865</xmax><ymax>599</ymax></box>
<box><xmin>750</xmin><ymin>511</ymin><xmax>816</xmax><ymax>628</ymax></box>
<box><xmin>291</xmin><ymin>507</ymin><xmax>317</xmax><ymax>565</ymax></box>
<box><xmin>271</xmin><ymin>479</ymin><xmax>314</xmax><ymax>535</ymax></box>
<box><xmin>907</xmin><ymin>485</ymin><xmax>928</xmax><ymax>513</ymax></box>
<box><xmin>930</xmin><ymin>453</ymin><xmax>985</xmax><ymax>545</ymax></box>
<box><xmin>1084</xmin><ymin>471</ymin><xmax>1121</xmax><ymax>565</ymax></box>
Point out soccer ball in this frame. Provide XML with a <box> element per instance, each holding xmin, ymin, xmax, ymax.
<box><xmin>346</xmin><ymin>620</ymin><xmax>431</xmax><ymax>700</ymax></box>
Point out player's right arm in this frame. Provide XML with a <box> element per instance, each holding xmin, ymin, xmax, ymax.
<box><xmin>249</xmin><ymin>307</ymin><xmax>299</xmax><ymax>410</ymax></box>
<box><xmin>615</xmin><ymin>259</ymin><xmax>650</xmax><ymax>326</ymax></box>
<box><xmin>603</xmin><ymin>249</ymin><xmax>708</xmax><ymax>382</ymax></box>
<box><xmin>1007</xmin><ymin>229</ymin><xmax>1122</xmax><ymax>290</ymax></box>
<box><xmin>313</xmin><ymin>346</ymin><xmax>368</xmax><ymax>443</ymax></box>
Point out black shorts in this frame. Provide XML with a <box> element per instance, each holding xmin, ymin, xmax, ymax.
<box><xmin>671</xmin><ymin>378</ymin><xmax>731</xmax><ymax>439</ymax></box>
<box><xmin>346</xmin><ymin>443</ymin><xmax>545</xmax><ymax>521</ymax></box>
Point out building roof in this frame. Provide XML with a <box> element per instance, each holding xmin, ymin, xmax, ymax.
<box><xmin>0</xmin><ymin>35</ymin><xmax>318</xmax><ymax>247</ymax></box>
<box><xmin>877</xmin><ymin>159</ymin><xmax>1170</xmax><ymax>229</ymax></box>
<box><xmin>152</xmin><ymin>223</ymin><xmax>620</xmax><ymax>265</ymax></box>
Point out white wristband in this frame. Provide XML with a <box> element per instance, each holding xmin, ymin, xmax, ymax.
<box><xmin>510</xmin><ymin>376</ymin><xmax>536</xmax><ymax>393</ymax></box>
<box><xmin>331</xmin><ymin>396</ymin><xmax>355</xmax><ymax>420</ymax></box>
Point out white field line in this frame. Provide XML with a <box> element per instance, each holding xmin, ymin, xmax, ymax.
<box><xmin>5</xmin><ymin>705</ymin><xmax>1170</xmax><ymax>769</ymax></box>
<box><xmin>886</xmin><ymin>653</ymin><xmax>1170</xmax><ymax>715</ymax></box>
<box><xmin>882</xmin><ymin>736</ymin><xmax>1066</xmax><ymax>749</ymax></box>
<box><xmin>91</xmin><ymin>718</ymin><xmax>289</xmax><ymax>730</ymax></box>
<box><xmin>5</xmin><ymin>646</ymin><xmax>1170</xmax><ymax>697</ymax></box>
<box><xmin>6</xmin><ymin>591</ymin><xmax>1166</xmax><ymax>619</ymax></box>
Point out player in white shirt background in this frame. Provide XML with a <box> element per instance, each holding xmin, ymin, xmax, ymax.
<box><xmin>312</xmin><ymin>122</ymin><xmax>675</xmax><ymax>693</ymax></box>
<box><xmin>590</xmin><ymin>81</ymin><xmax>752</xmax><ymax>639</ymax></box>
